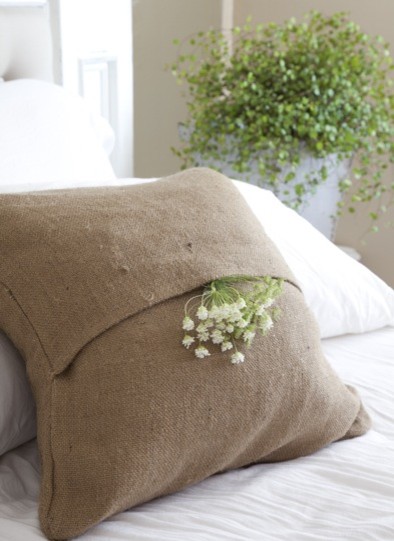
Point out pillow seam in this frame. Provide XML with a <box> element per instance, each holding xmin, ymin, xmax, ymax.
<box><xmin>0</xmin><ymin>281</ymin><xmax>56</xmax><ymax>537</ymax></box>
<box><xmin>0</xmin><ymin>281</ymin><xmax>54</xmax><ymax>373</ymax></box>
<box><xmin>51</xmin><ymin>276</ymin><xmax>302</xmax><ymax>377</ymax></box>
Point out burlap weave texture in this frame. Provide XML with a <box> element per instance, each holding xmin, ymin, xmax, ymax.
<box><xmin>0</xmin><ymin>168</ymin><xmax>370</xmax><ymax>540</ymax></box>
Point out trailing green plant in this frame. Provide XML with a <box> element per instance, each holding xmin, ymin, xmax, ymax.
<box><xmin>170</xmin><ymin>11</ymin><xmax>394</xmax><ymax>228</ymax></box>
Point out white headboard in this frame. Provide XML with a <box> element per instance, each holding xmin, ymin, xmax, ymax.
<box><xmin>0</xmin><ymin>2</ymin><xmax>53</xmax><ymax>81</ymax></box>
<box><xmin>0</xmin><ymin>0</ymin><xmax>133</xmax><ymax>177</ymax></box>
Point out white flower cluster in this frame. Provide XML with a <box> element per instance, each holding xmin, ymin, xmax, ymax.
<box><xmin>181</xmin><ymin>275</ymin><xmax>283</xmax><ymax>364</ymax></box>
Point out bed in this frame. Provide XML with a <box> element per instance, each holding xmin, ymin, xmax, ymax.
<box><xmin>0</xmin><ymin>4</ymin><xmax>394</xmax><ymax>541</ymax></box>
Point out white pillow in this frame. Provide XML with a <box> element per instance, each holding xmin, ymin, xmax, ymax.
<box><xmin>0</xmin><ymin>79</ymin><xmax>116</xmax><ymax>189</ymax></box>
<box><xmin>0</xmin><ymin>331</ymin><xmax>36</xmax><ymax>455</ymax></box>
<box><xmin>232</xmin><ymin>180</ymin><xmax>394</xmax><ymax>338</ymax></box>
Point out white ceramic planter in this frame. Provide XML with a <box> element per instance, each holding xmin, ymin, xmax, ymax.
<box><xmin>288</xmin><ymin>154</ymin><xmax>351</xmax><ymax>240</ymax></box>
<box><xmin>179</xmin><ymin>127</ymin><xmax>351</xmax><ymax>240</ymax></box>
<box><xmin>218</xmin><ymin>153</ymin><xmax>351</xmax><ymax>241</ymax></box>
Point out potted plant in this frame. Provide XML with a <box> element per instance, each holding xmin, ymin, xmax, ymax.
<box><xmin>170</xmin><ymin>11</ymin><xmax>394</xmax><ymax>239</ymax></box>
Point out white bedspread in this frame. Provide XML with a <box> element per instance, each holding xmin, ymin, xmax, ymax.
<box><xmin>1</xmin><ymin>328</ymin><xmax>393</xmax><ymax>541</ymax></box>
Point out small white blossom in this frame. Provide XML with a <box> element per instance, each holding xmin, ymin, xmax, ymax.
<box><xmin>222</xmin><ymin>304</ymin><xmax>233</xmax><ymax>318</ymax></box>
<box><xmin>197</xmin><ymin>322</ymin><xmax>209</xmax><ymax>333</ymax></box>
<box><xmin>243</xmin><ymin>330</ymin><xmax>256</xmax><ymax>342</ymax></box>
<box><xmin>182</xmin><ymin>316</ymin><xmax>195</xmax><ymax>331</ymax></box>
<box><xmin>237</xmin><ymin>318</ymin><xmax>248</xmax><ymax>328</ymax></box>
<box><xmin>211</xmin><ymin>304</ymin><xmax>233</xmax><ymax>321</ymax></box>
<box><xmin>209</xmin><ymin>305</ymin><xmax>222</xmax><ymax>321</ymax></box>
<box><xmin>226</xmin><ymin>324</ymin><xmax>234</xmax><ymax>333</ymax></box>
<box><xmin>221</xmin><ymin>341</ymin><xmax>233</xmax><ymax>352</ymax></box>
<box><xmin>236</xmin><ymin>298</ymin><xmax>246</xmax><ymax>309</ymax></box>
<box><xmin>228</xmin><ymin>307</ymin><xmax>243</xmax><ymax>323</ymax></box>
<box><xmin>257</xmin><ymin>299</ymin><xmax>274</xmax><ymax>316</ymax></box>
<box><xmin>197</xmin><ymin>305</ymin><xmax>209</xmax><ymax>321</ymax></box>
<box><xmin>211</xmin><ymin>329</ymin><xmax>225</xmax><ymax>344</ymax></box>
<box><xmin>195</xmin><ymin>346</ymin><xmax>210</xmax><ymax>359</ymax></box>
<box><xmin>256</xmin><ymin>305</ymin><xmax>266</xmax><ymax>316</ymax></box>
<box><xmin>260</xmin><ymin>314</ymin><xmax>273</xmax><ymax>332</ymax></box>
<box><xmin>230</xmin><ymin>351</ymin><xmax>245</xmax><ymax>364</ymax></box>
<box><xmin>182</xmin><ymin>335</ymin><xmax>195</xmax><ymax>349</ymax></box>
<box><xmin>216</xmin><ymin>322</ymin><xmax>226</xmax><ymax>331</ymax></box>
<box><xmin>197</xmin><ymin>330</ymin><xmax>210</xmax><ymax>342</ymax></box>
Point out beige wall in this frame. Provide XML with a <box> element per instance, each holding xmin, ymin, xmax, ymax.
<box><xmin>133</xmin><ymin>0</ymin><xmax>222</xmax><ymax>178</ymax></box>
<box><xmin>233</xmin><ymin>0</ymin><xmax>394</xmax><ymax>286</ymax></box>
<box><xmin>133</xmin><ymin>0</ymin><xmax>394</xmax><ymax>286</ymax></box>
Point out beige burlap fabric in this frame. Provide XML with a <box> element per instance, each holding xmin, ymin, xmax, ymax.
<box><xmin>0</xmin><ymin>168</ymin><xmax>370</xmax><ymax>540</ymax></box>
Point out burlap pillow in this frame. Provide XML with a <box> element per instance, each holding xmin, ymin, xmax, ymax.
<box><xmin>0</xmin><ymin>168</ymin><xmax>370</xmax><ymax>540</ymax></box>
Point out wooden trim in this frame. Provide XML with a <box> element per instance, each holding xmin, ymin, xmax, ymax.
<box><xmin>221</xmin><ymin>0</ymin><xmax>234</xmax><ymax>53</ymax></box>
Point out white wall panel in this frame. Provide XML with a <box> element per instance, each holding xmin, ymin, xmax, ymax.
<box><xmin>54</xmin><ymin>0</ymin><xmax>133</xmax><ymax>177</ymax></box>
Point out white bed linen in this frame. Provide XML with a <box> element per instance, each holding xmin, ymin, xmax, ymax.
<box><xmin>0</xmin><ymin>327</ymin><xmax>393</xmax><ymax>541</ymax></box>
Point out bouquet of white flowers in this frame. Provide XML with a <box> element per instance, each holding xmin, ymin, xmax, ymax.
<box><xmin>182</xmin><ymin>275</ymin><xmax>283</xmax><ymax>364</ymax></box>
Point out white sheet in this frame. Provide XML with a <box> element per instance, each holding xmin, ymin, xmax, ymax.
<box><xmin>1</xmin><ymin>328</ymin><xmax>393</xmax><ymax>541</ymax></box>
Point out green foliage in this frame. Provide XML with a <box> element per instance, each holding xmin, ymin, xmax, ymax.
<box><xmin>170</xmin><ymin>11</ymin><xmax>394</xmax><ymax>223</ymax></box>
